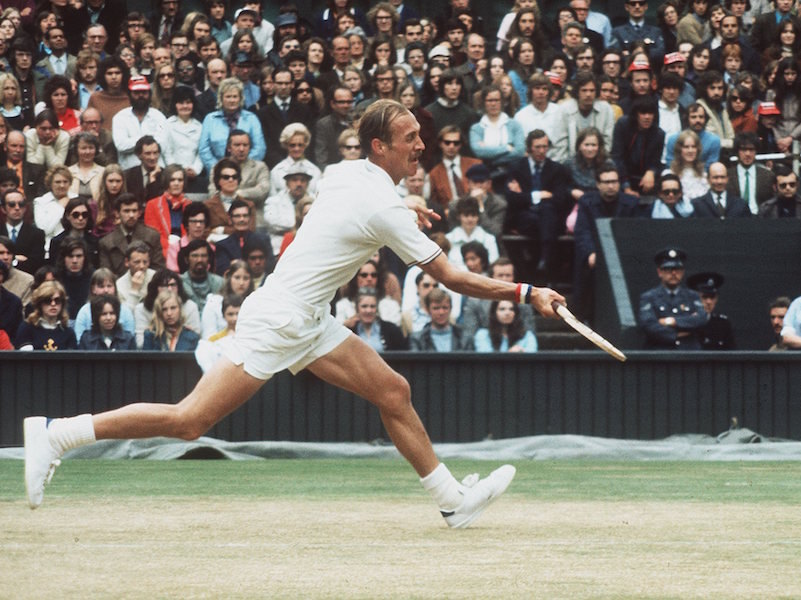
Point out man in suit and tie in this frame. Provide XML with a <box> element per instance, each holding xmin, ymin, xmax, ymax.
<box><xmin>99</xmin><ymin>193</ymin><xmax>165</xmax><ymax>277</ymax></box>
<box><xmin>5</xmin><ymin>131</ymin><xmax>46</xmax><ymax>201</ymax></box>
<box><xmin>0</xmin><ymin>188</ymin><xmax>45</xmax><ymax>275</ymax></box>
<box><xmin>692</xmin><ymin>162</ymin><xmax>752</xmax><ymax>218</ymax></box>
<box><xmin>258</xmin><ymin>67</ymin><xmax>315</xmax><ymax>168</ymax></box>
<box><xmin>34</xmin><ymin>24</ymin><xmax>76</xmax><ymax>100</ymax></box>
<box><xmin>504</xmin><ymin>129</ymin><xmax>570</xmax><ymax>277</ymax></box>
<box><xmin>427</xmin><ymin>125</ymin><xmax>483</xmax><ymax>210</ymax></box>
<box><xmin>726</xmin><ymin>132</ymin><xmax>775</xmax><ymax>214</ymax></box>
<box><xmin>123</xmin><ymin>136</ymin><xmax>165</xmax><ymax>205</ymax></box>
<box><xmin>314</xmin><ymin>86</ymin><xmax>354</xmax><ymax>170</ymax></box>
<box><xmin>214</xmin><ymin>199</ymin><xmax>272</xmax><ymax>275</ymax></box>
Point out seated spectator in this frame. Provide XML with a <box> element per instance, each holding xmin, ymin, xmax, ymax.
<box><xmin>264</xmin><ymin>162</ymin><xmax>314</xmax><ymax>255</ymax></box>
<box><xmin>469</xmin><ymin>84</ymin><xmax>525</xmax><ymax>170</ymax></box>
<box><xmin>15</xmin><ymin>279</ymin><xmax>77</xmax><ymax>350</ymax></box>
<box><xmin>766</xmin><ymin>57</ymin><xmax>801</xmax><ymax>155</ymax></box>
<box><xmin>1</xmin><ymin>187</ymin><xmax>45</xmax><ymax>275</ymax></box>
<box><xmin>54</xmin><ymin>238</ymin><xmax>94</xmax><ymax>324</ymax></box>
<box><xmin>0</xmin><ymin>259</ymin><xmax>22</xmax><ymax>346</ymax></box>
<box><xmin>112</xmin><ymin>76</ymin><xmax>168</xmax><ymax>171</ymax></box>
<box><xmin>98</xmin><ymin>192</ymin><xmax>165</xmax><ymax>277</ymax></box>
<box><xmin>459</xmin><ymin>240</ymin><xmax>489</xmax><ymax>277</ymax></box>
<box><xmin>34</xmin><ymin>165</ymin><xmax>78</xmax><ymax>260</ymax></box>
<box><xmin>117</xmin><ymin>241</ymin><xmax>156</xmax><ymax>310</ymax></box>
<box><xmin>727</xmin><ymin>131</ymin><xmax>775</xmax><ymax>214</ymax></box>
<box><xmin>86</xmin><ymin>56</ymin><xmax>131</xmax><ymax>132</ymax></box>
<box><xmin>474</xmin><ymin>299</ymin><xmax>537</xmax><ymax>352</ymax></box>
<box><xmin>195</xmin><ymin>293</ymin><xmax>243</xmax><ymax>372</ymax></box>
<box><xmin>314</xmin><ymin>85</ymin><xmax>355</xmax><ymax>171</ymax></box>
<box><xmin>142</xmin><ymin>289</ymin><xmax>200</xmax><ymax>351</ymax></box>
<box><xmin>215</xmin><ymin>200</ymin><xmax>269</xmax><ymax>275</ymax></box>
<box><xmin>566</xmin><ymin>126</ymin><xmax>608</xmax><ymax>211</ymax></box>
<box><xmin>424</xmin><ymin>68</ymin><xmax>479</xmax><ymax>151</ymax></box>
<box><xmin>665</xmin><ymin>130</ymin><xmax>710</xmax><ymax>205</ymax></box>
<box><xmin>445</xmin><ymin>196</ymin><xmax>499</xmax><ymax>270</ymax></box>
<box><xmin>49</xmin><ymin>197</ymin><xmax>100</xmax><ymax>270</ymax></box>
<box><xmin>335</xmin><ymin>258</ymin><xmax>402</xmax><ymax>328</ymax></box>
<box><xmin>123</xmin><ymin>135</ymin><xmax>165</xmax><ymax>206</ymax></box>
<box><xmin>409</xmin><ymin>288</ymin><xmax>473</xmax><ymax>351</ymax></box>
<box><xmin>204</xmin><ymin>158</ymin><xmax>257</xmax><ymax>244</ymax></box>
<box><xmin>199</xmin><ymin>77</ymin><xmax>266</xmax><ymax>174</ymax></box>
<box><xmin>143</xmin><ymin>165</ymin><xmax>193</xmax><ymax>259</ymax></box>
<box><xmin>664</xmin><ymin>101</ymin><xmax>721</xmax><ymax>170</ymax></box>
<box><xmin>769</xmin><ymin>296</ymin><xmax>791</xmax><ymax>351</ymax></box>
<box><xmin>648</xmin><ymin>173</ymin><xmax>693</xmax><ymax>218</ymax></box>
<box><xmin>428</xmin><ymin>125</ymin><xmax>483</xmax><ymax>210</ymax></box>
<box><xmin>727</xmin><ymin>84</ymin><xmax>758</xmax><ymax>135</ymax></box>
<box><xmin>180</xmin><ymin>239</ymin><xmax>224</xmax><ymax>314</ymax></box>
<box><xmin>163</xmin><ymin>85</ymin><xmax>205</xmax><ymax>193</ymax></box>
<box><xmin>611</xmin><ymin>96</ymin><xmax>664</xmax><ymax>196</ymax></box>
<box><xmin>401</xmin><ymin>269</ymin><xmax>449</xmax><ymax>335</ymax></box>
<box><xmin>349</xmin><ymin>287</ymin><xmax>408</xmax><ymax>351</ymax></box>
<box><xmin>270</xmin><ymin>122</ymin><xmax>321</xmax><ymax>196</ymax></box>
<box><xmin>243</xmin><ymin>237</ymin><xmax>272</xmax><ymax>288</ymax></box>
<box><xmin>201</xmin><ymin>259</ymin><xmax>254</xmax><ymax>338</ymax></box>
<box><xmin>24</xmin><ymin>109</ymin><xmax>70</xmax><ymax>168</ymax></box>
<box><xmin>396</xmin><ymin>83</ymin><xmax>437</xmax><ymax>171</ymax></box>
<box><xmin>40</xmin><ymin>75</ymin><xmax>80</xmax><ymax>135</ymax></box>
<box><xmin>513</xmin><ymin>72</ymin><xmax>560</xmax><ymax>141</ymax></box>
<box><xmin>0</xmin><ymin>234</ymin><xmax>34</xmax><ymax>305</ymax></box>
<box><xmin>758</xmin><ymin>163</ymin><xmax>801</xmax><ymax>218</ymax></box>
<box><xmin>78</xmin><ymin>294</ymin><xmax>137</xmax><ymax>350</ymax></box>
<box><xmin>73</xmin><ymin>267</ymin><xmax>135</xmax><ymax>342</ymax></box>
<box><xmin>134</xmin><ymin>268</ymin><xmax>201</xmax><ymax>347</ymax></box>
<box><xmin>0</xmin><ymin>72</ymin><xmax>25</xmax><ymax>132</ymax></box>
<box><xmin>691</xmin><ymin>162</ymin><xmax>751</xmax><ymax>218</ymax></box>
<box><xmin>447</xmin><ymin>163</ymin><xmax>507</xmax><ymax>237</ymax></box>
<box><xmin>170</xmin><ymin>202</ymin><xmax>214</xmax><ymax>274</ymax></box>
<box><xmin>68</xmin><ymin>132</ymin><xmax>105</xmax><ymax>202</ymax></box>
<box><xmin>696</xmin><ymin>70</ymin><xmax>735</xmax><ymax>153</ymax></box>
<box><xmin>321</xmin><ymin>127</ymin><xmax>362</xmax><ymax>179</ymax></box>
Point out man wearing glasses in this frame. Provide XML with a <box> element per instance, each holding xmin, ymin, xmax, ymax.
<box><xmin>610</xmin><ymin>0</ymin><xmax>665</xmax><ymax>66</ymax></box>
<box><xmin>757</xmin><ymin>163</ymin><xmax>801</xmax><ymax>218</ymax></box>
<box><xmin>638</xmin><ymin>247</ymin><xmax>708</xmax><ymax>349</ymax></box>
<box><xmin>647</xmin><ymin>173</ymin><xmax>693</xmax><ymax>218</ymax></box>
<box><xmin>315</xmin><ymin>86</ymin><xmax>354</xmax><ymax>170</ymax></box>
<box><xmin>428</xmin><ymin>125</ymin><xmax>482</xmax><ymax>209</ymax></box>
<box><xmin>0</xmin><ymin>188</ymin><xmax>44</xmax><ymax>275</ymax></box>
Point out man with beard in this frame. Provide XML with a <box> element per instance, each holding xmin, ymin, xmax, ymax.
<box><xmin>710</xmin><ymin>13</ymin><xmax>760</xmax><ymax>75</ymax></box>
<box><xmin>180</xmin><ymin>239</ymin><xmax>224</xmax><ymax>314</ymax></box>
<box><xmin>111</xmin><ymin>77</ymin><xmax>168</xmax><ymax>170</ymax></box>
<box><xmin>695</xmin><ymin>71</ymin><xmax>734</xmax><ymax>153</ymax></box>
<box><xmin>99</xmin><ymin>193</ymin><xmax>165</xmax><ymax>276</ymax></box>
<box><xmin>664</xmin><ymin>102</ymin><xmax>720</xmax><ymax>169</ymax></box>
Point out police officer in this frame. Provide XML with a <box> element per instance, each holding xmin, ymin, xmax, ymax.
<box><xmin>638</xmin><ymin>248</ymin><xmax>708</xmax><ymax>349</ymax></box>
<box><xmin>687</xmin><ymin>271</ymin><xmax>735</xmax><ymax>350</ymax></box>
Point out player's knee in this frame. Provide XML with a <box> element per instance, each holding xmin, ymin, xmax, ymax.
<box><xmin>378</xmin><ymin>374</ymin><xmax>411</xmax><ymax>415</ymax></box>
<box><xmin>171</xmin><ymin>404</ymin><xmax>214</xmax><ymax>440</ymax></box>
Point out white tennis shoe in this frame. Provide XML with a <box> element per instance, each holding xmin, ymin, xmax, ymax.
<box><xmin>24</xmin><ymin>417</ymin><xmax>63</xmax><ymax>510</ymax></box>
<box><xmin>441</xmin><ymin>464</ymin><xmax>516</xmax><ymax>529</ymax></box>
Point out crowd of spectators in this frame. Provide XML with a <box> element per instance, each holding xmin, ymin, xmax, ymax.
<box><xmin>2</xmin><ymin>0</ymin><xmax>801</xmax><ymax>354</ymax></box>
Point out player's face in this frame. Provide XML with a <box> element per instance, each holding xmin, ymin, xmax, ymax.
<box><xmin>383</xmin><ymin>113</ymin><xmax>424</xmax><ymax>184</ymax></box>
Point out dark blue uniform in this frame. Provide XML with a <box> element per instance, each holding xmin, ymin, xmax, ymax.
<box><xmin>638</xmin><ymin>285</ymin><xmax>708</xmax><ymax>349</ymax></box>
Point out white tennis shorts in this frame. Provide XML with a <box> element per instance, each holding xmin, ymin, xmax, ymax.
<box><xmin>224</xmin><ymin>284</ymin><xmax>350</xmax><ymax>380</ymax></box>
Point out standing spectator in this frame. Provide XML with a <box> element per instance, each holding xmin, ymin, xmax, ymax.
<box><xmin>33</xmin><ymin>24</ymin><xmax>76</xmax><ymax>100</ymax></box>
<box><xmin>409</xmin><ymin>288</ymin><xmax>473</xmax><ymax>351</ymax></box>
<box><xmin>690</xmin><ymin>161</ymin><xmax>751</xmax><ymax>218</ymax></box>
<box><xmin>142</xmin><ymin>289</ymin><xmax>200</xmax><ymax>351</ymax></box>
<box><xmin>199</xmin><ymin>77</ymin><xmax>266</xmax><ymax>174</ymax></box>
<box><xmin>1</xmin><ymin>187</ymin><xmax>44</xmax><ymax>274</ymax></box>
<box><xmin>150</xmin><ymin>0</ymin><xmax>183</xmax><ymax>47</ymax></box>
<box><xmin>758</xmin><ymin>163</ymin><xmax>801</xmax><ymax>218</ymax></box>
<box><xmin>573</xmin><ymin>162</ymin><xmax>641</xmax><ymax>322</ymax></box>
<box><xmin>474</xmin><ymin>300</ymin><xmax>537</xmax><ymax>352</ymax></box>
<box><xmin>98</xmin><ymin>193</ymin><xmax>164</xmax><ymax>277</ymax></box>
<box><xmin>638</xmin><ymin>247</ymin><xmax>708</xmax><ymax>350</ymax></box>
<box><xmin>610</xmin><ymin>0</ymin><xmax>666</xmax><ymax>66</ymax></box>
<box><xmin>504</xmin><ymin>129</ymin><xmax>570</xmax><ymax>277</ymax></box>
<box><xmin>87</xmin><ymin>56</ymin><xmax>130</xmax><ymax>132</ymax></box>
<box><xmin>78</xmin><ymin>294</ymin><xmax>137</xmax><ymax>350</ymax></box>
<box><xmin>611</xmin><ymin>96</ymin><xmax>664</xmax><ymax>196</ymax></box>
<box><xmin>112</xmin><ymin>76</ymin><xmax>168</xmax><ymax>170</ymax></box>
<box><xmin>14</xmin><ymin>279</ymin><xmax>76</xmax><ymax>349</ymax></box>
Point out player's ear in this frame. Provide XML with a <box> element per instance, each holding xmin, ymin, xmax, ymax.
<box><xmin>370</xmin><ymin>137</ymin><xmax>385</xmax><ymax>156</ymax></box>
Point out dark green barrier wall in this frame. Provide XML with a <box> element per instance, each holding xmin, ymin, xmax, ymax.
<box><xmin>2</xmin><ymin>352</ymin><xmax>799</xmax><ymax>446</ymax></box>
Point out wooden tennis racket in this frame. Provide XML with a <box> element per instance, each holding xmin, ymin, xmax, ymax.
<box><xmin>552</xmin><ymin>302</ymin><xmax>627</xmax><ymax>362</ymax></box>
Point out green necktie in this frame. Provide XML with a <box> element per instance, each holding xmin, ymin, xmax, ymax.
<box><xmin>743</xmin><ymin>169</ymin><xmax>750</xmax><ymax>204</ymax></box>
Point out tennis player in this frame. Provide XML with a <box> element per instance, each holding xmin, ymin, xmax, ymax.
<box><xmin>25</xmin><ymin>100</ymin><xmax>565</xmax><ymax>528</ymax></box>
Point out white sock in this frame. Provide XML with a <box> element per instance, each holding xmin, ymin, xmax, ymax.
<box><xmin>48</xmin><ymin>414</ymin><xmax>96</xmax><ymax>456</ymax></box>
<box><xmin>420</xmin><ymin>463</ymin><xmax>463</xmax><ymax>511</ymax></box>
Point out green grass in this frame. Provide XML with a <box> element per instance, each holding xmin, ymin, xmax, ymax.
<box><xmin>2</xmin><ymin>458</ymin><xmax>799</xmax><ymax>504</ymax></box>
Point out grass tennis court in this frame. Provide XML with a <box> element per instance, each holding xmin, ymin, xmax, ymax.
<box><xmin>2</xmin><ymin>459</ymin><xmax>800</xmax><ymax>599</ymax></box>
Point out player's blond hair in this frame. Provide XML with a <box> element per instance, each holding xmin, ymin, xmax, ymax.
<box><xmin>357</xmin><ymin>99</ymin><xmax>411</xmax><ymax>154</ymax></box>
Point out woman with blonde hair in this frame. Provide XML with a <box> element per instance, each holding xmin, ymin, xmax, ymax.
<box><xmin>269</xmin><ymin>122</ymin><xmax>321</xmax><ymax>194</ymax></box>
<box><xmin>142</xmin><ymin>289</ymin><xmax>200</xmax><ymax>351</ymax></box>
<box><xmin>151</xmin><ymin>63</ymin><xmax>177</xmax><ymax>117</ymax></box>
<box><xmin>34</xmin><ymin>165</ymin><xmax>77</xmax><ymax>258</ymax></box>
<box><xmin>666</xmin><ymin>130</ymin><xmax>707</xmax><ymax>211</ymax></box>
<box><xmin>68</xmin><ymin>132</ymin><xmax>104</xmax><ymax>202</ymax></box>
<box><xmin>15</xmin><ymin>280</ymin><xmax>77</xmax><ymax>350</ymax></box>
<box><xmin>0</xmin><ymin>72</ymin><xmax>24</xmax><ymax>131</ymax></box>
